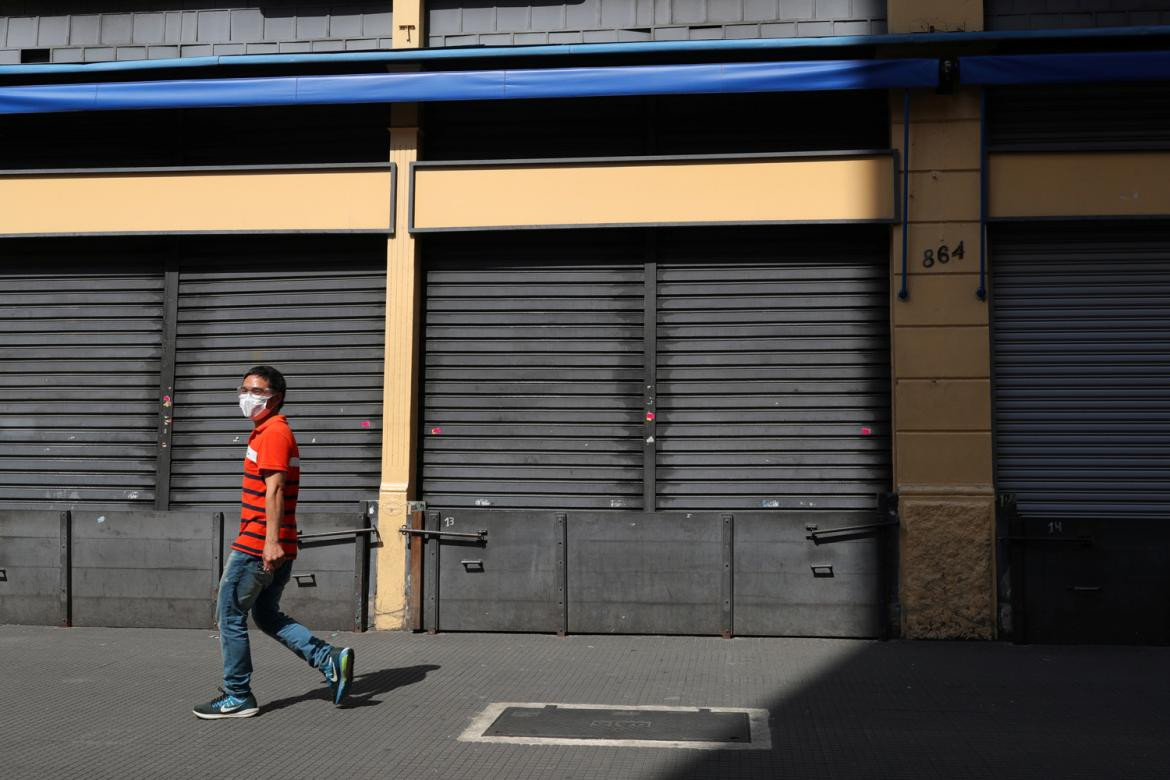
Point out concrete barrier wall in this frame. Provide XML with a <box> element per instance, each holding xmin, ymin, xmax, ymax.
<box><xmin>72</xmin><ymin>510</ymin><xmax>217</xmax><ymax>629</ymax></box>
<box><xmin>0</xmin><ymin>510</ymin><xmax>66</xmax><ymax>626</ymax></box>
<box><xmin>0</xmin><ymin>508</ymin><xmax>373</xmax><ymax>631</ymax></box>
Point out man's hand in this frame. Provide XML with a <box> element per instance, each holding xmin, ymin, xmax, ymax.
<box><xmin>262</xmin><ymin>540</ymin><xmax>286</xmax><ymax>573</ymax></box>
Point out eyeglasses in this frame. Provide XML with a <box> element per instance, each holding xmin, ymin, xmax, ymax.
<box><xmin>237</xmin><ymin>386</ymin><xmax>274</xmax><ymax>399</ymax></box>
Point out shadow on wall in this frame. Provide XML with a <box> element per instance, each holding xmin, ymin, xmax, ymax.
<box><xmin>660</xmin><ymin>641</ymin><xmax>1170</xmax><ymax>779</ymax></box>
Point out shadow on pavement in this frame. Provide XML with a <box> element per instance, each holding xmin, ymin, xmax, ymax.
<box><xmin>658</xmin><ymin>642</ymin><xmax>1170</xmax><ymax>780</ymax></box>
<box><xmin>260</xmin><ymin>663</ymin><xmax>441</xmax><ymax>715</ymax></box>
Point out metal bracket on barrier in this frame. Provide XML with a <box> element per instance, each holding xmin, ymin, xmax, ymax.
<box><xmin>297</xmin><ymin>527</ymin><xmax>381</xmax><ymax>544</ymax></box>
<box><xmin>0</xmin><ymin>567</ymin><xmax>6</xmax><ymax>581</ymax></box>
<box><xmin>805</xmin><ymin>520</ymin><xmax>898</xmax><ymax>541</ymax></box>
<box><xmin>399</xmin><ymin>527</ymin><xmax>487</xmax><ymax>543</ymax></box>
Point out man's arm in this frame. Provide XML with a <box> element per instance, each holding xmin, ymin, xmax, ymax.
<box><xmin>262</xmin><ymin>470</ymin><xmax>287</xmax><ymax>572</ymax></box>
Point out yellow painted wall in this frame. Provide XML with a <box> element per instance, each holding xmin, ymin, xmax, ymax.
<box><xmin>896</xmin><ymin>380</ymin><xmax>991</xmax><ymax>432</ymax></box>
<box><xmin>888</xmin><ymin>0</ymin><xmax>982</xmax><ymax>33</ymax></box>
<box><xmin>990</xmin><ymin>152</ymin><xmax>1170</xmax><ymax>218</ymax></box>
<box><xmin>0</xmin><ymin>169</ymin><xmax>394</xmax><ymax>235</ymax></box>
<box><xmin>894</xmin><ymin>326</ymin><xmax>989</xmax><ymax>379</ymax></box>
<box><xmin>412</xmin><ymin>156</ymin><xmax>896</xmax><ymax>231</ymax></box>
<box><xmin>891</xmin><ymin>87</ymin><xmax>995</xmax><ymax>639</ymax></box>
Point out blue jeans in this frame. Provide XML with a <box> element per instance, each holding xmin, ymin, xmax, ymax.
<box><xmin>217</xmin><ymin>550</ymin><xmax>333</xmax><ymax>697</ymax></box>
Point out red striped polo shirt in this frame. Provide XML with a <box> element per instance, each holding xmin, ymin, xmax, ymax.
<box><xmin>231</xmin><ymin>414</ymin><xmax>300</xmax><ymax>560</ymax></box>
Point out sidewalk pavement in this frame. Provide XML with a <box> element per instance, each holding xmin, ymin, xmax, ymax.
<box><xmin>2</xmin><ymin>624</ymin><xmax>1167</xmax><ymax>780</ymax></box>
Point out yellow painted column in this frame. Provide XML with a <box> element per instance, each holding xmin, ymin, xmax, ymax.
<box><xmin>393</xmin><ymin>0</ymin><xmax>424</xmax><ymax>48</ymax></box>
<box><xmin>888</xmin><ymin>0</ymin><xmax>982</xmax><ymax>33</ymax></box>
<box><xmin>888</xmin><ymin>1</ymin><xmax>994</xmax><ymax>639</ymax></box>
<box><xmin>373</xmin><ymin>0</ymin><xmax>424</xmax><ymax>630</ymax></box>
<box><xmin>374</xmin><ymin>104</ymin><xmax>422</xmax><ymax>630</ymax></box>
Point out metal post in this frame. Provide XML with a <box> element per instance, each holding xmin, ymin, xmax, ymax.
<box><xmin>58</xmin><ymin>511</ymin><xmax>71</xmax><ymax>627</ymax></box>
<box><xmin>721</xmin><ymin>514</ymin><xmax>734</xmax><ymax>639</ymax></box>
<box><xmin>642</xmin><ymin>233</ymin><xmax>658</xmax><ymax>512</ymax></box>
<box><xmin>898</xmin><ymin>89</ymin><xmax>911</xmax><ymax>301</ymax></box>
<box><xmin>211</xmin><ymin>512</ymin><xmax>224</xmax><ymax>629</ymax></box>
<box><xmin>424</xmin><ymin>510</ymin><xmax>440</xmax><ymax>633</ymax></box>
<box><xmin>354</xmin><ymin>502</ymin><xmax>374</xmax><ymax>632</ymax></box>
<box><xmin>409</xmin><ymin>504</ymin><xmax>424</xmax><ymax>631</ymax></box>
<box><xmin>876</xmin><ymin>492</ymin><xmax>899</xmax><ymax>641</ymax></box>
<box><xmin>154</xmin><ymin>255</ymin><xmax>179</xmax><ymax>511</ymax></box>
<box><xmin>212</xmin><ymin>512</ymin><xmax>225</xmax><ymax>576</ymax></box>
<box><xmin>977</xmin><ymin>87</ymin><xmax>989</xmax><ymax>301</ymax></box>
<box><xmin>1003</xmin><ymin>494</ymin><xmax>1027</xmax><ymax>644</ymax></box>
<box><xmin>556</xmin><ymin>513</ymin><xmax>567</xmax><ymax>636</ymax></box>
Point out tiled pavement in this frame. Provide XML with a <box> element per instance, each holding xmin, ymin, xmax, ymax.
<box><xmin>2</xmin><ymin>625</ymin><xmax>1168</xmax><ymax>779</ymax></box>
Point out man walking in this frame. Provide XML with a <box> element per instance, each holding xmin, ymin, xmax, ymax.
<box><xmin>194</xmin><ymin>365</ymin><xmax>354</xmax><ymax>719</ymax></box>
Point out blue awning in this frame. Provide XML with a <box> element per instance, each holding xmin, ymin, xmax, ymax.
<box><xmin>960</xmin><ymin>50</ymin><xmax>1170</xmax><ymax>86</ymax></box>
<box><xmin>0</xmin><ymin>58</ymin><xmax>938</xmax><ymax>115</ymax></box>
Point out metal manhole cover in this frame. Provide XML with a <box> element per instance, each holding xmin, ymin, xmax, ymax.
<box><xmin>460</xmin><ymin>703</ymin><xmax>771</xmax><ymax>750</ymax></box>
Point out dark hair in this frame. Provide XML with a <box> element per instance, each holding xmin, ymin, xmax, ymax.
<box><xmin>243</xmin><ymin>365</ymin><xmax>287</xmax><ymax>410</ymax></box>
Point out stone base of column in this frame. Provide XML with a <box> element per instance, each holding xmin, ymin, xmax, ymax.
<box><xmin>373</xmin><ymin>486</ymin><xmax>409</xmax><ymax>630</ymax></box>
<box><xmin>898</xmin><ymin>487</ymin><xmax>996</xmax><ymax>639</ymax></box>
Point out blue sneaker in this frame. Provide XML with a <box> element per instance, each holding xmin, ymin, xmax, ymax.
<box><xmin>193</xmin><ymin>690</ymin><xmax>259</xmax><ymax>719</ymax></box>
<box><xmin>325</xmin><ymin>647</ymin><xmax>354</xmax><ymax>705</ymax></box>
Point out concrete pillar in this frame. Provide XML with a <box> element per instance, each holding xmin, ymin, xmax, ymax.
<box><xmin>889</xmin><ymin>0</ymin><xmax>992</xmax><ymax>645</ymax></box>
<box><xmin>890</xmin><ymin>87</ymin><xmax>995</xmax><ymax>638</ymax></box>
<box><xmin>887</xmin><ymin>0</ymin><xmax>993</xmax><ymax>640</ymax></box>
<box><xmin>374</xmin><ymin>105</ymin><xmax>421</xmax><ymax>630</ymax></box>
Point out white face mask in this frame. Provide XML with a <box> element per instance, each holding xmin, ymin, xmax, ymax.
<box><xmin>239</xmin><ymin>393</ymin><xmax>272</xmax><ymax>420</ymax></box>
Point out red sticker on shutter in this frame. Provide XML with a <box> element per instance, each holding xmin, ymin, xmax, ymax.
<box><xmin>860</xmin><ymin>426</ymin><xmax>872</xmax><ymax>436</ymax></box>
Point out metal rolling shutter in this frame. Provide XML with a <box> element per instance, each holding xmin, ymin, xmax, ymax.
<box><xmin>993</xmin><ymin>223</ymin><xmax>1170</xmax><ymax>519</ymax></box>
<box><xmin>421</xmin><ymin>228</ymin><xmax>892</xmax><ymax>512</ymax></box>
<box><xmin>421</xmin><ymin>233</ymin><xmax>645</xmax><ymax>510</ymax></box>
<box><xmin>655</xmin><ymin>228</ymin><xmax>892</xmax><ymax>511</ymax></box>
<box><xmin>168</xmin><ymin>239</ymin><xmax>385</xmax><ymax>514</ymax></box>
<box><xmin>424</xmin><ymin>92</ymin><xmax>888</xmax><ymax>161</ymax></box>
<box><xmin>0</xmin><ymin>247</ymin><xmax>163</xmax><ymax>510</ymax></box>
<box><xmin>424</xmin><ymin>98</ymin><xmax>648</xmax><ymax>160</ymax></box>
<box><xmin>988</xmin><ymin>84</ymin><xmax>1170</xmax><ymax>150</ymax></box>
<box><xmin>0</xmin><ymin>104</ymin><xmax>392</xmax><ymax>169</ymax></box>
